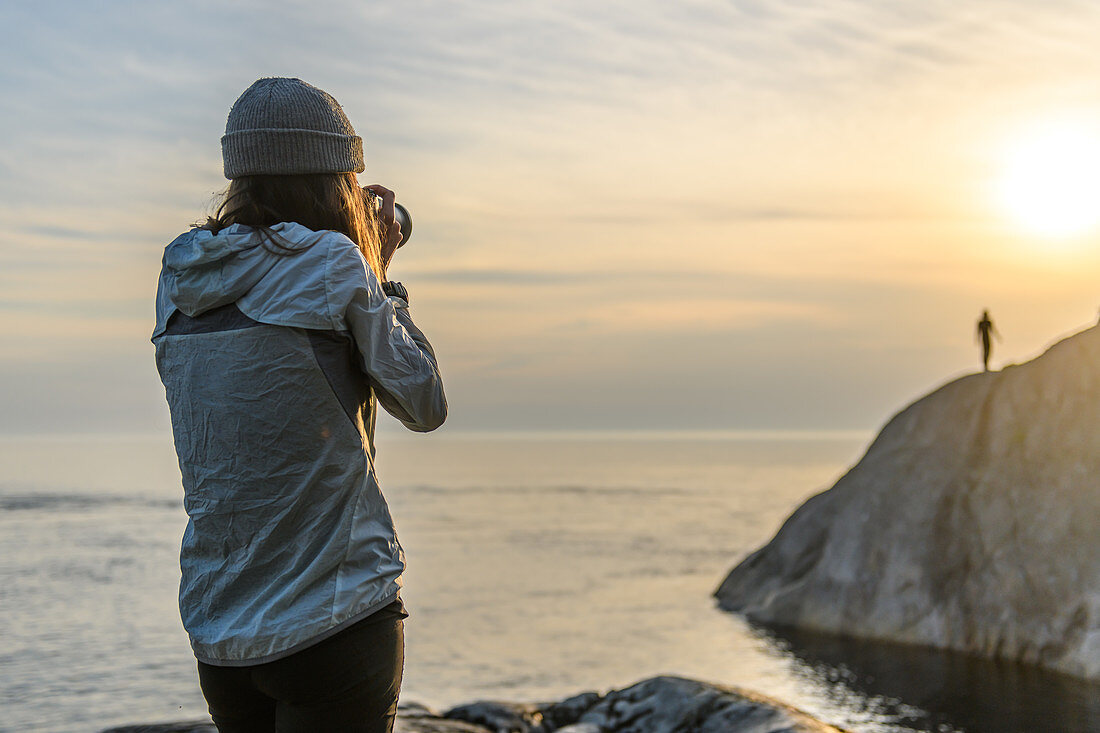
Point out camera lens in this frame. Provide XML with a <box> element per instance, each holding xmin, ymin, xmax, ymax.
<box><xmin>394</xmin><ymin>203</ymin><xmax>413</xmax><ymax>246</ymax></box>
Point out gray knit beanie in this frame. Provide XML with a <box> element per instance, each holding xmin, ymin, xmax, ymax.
<box><xmin>221</xmin><ymin>77</ymin><xmax>364</xmax><ymax>179</ymax></box>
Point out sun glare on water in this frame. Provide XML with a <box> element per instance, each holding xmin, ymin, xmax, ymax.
<box><xmin>996</xmin><ymin>122</ymin><xmax>1100</xmax><ymax>239</ymax></box>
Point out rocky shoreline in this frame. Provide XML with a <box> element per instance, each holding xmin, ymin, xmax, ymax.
<box><xmin>101</xmin><ymin>675</ymin><xmax>843</xmax><ymax>732</ymax></box>
<box><xmin>715</xmin><ymin>325</ymin><xmax>1100</xmax><ymax>679</ymax></box>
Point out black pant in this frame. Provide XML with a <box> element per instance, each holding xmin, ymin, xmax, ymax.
<box><xmin>196</xmin><ymin>601</ymin><xmax>406</xmax><ymax>733</ymax></box>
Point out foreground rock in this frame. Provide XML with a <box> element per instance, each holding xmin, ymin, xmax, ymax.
<box><xmin>716</xmin><ymin>326</ymin><xmax>1100</xmax><ymax>679</ymax></box>
<box><xmin>101</xmin><ymin>675</ymin><xmax>843</xmax><ymax>732</ymax></box>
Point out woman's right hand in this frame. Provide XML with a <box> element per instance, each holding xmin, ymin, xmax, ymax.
<box><xmin>364</xmin><ymin>184</ymin><xmax>403</xmax><ymax>274</ymax></box>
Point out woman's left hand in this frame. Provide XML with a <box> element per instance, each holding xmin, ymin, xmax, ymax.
<box><xmin>364</xmin><ymin>184</ymin><xmax>403</xmax><ymax>272</ymax></box>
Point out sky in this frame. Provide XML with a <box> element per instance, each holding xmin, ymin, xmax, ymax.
<box><xmin>2</xmin><ymin>0</ymin><xmax>1100</xmax><ymax>435</ymax></box>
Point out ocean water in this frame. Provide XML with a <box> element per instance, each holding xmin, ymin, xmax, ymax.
<box><xmin>2</xmin><ymin>432</ymin><xmax>1098</xmax><ymax>733</ymax></box>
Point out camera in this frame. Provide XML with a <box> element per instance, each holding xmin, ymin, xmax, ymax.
<box><xmin>363</xmin><ymin>189</ymin><xmax>413</xmax><ymax>247</ymax></box>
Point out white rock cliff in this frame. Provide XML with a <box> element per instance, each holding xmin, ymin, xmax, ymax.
<box><xmin>715</xmin><ymin>326</ymin><xmax>1100</xmax><ymax>679</ymax></box>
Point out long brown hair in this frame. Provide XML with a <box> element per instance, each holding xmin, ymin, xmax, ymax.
<box><xmin>204</xmin><ymin>172</ymin><xmax>384</xmax><ymax>279</ymax></box>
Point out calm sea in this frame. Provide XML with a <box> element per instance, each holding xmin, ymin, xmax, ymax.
<box><xmin>2</xmin><ymin>432</ymin><xmax>1098</xmax><ymax>732</ymax></box>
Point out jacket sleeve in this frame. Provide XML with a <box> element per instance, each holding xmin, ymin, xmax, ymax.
<box><xmin>325</xmin><ymin>237</ymin><xmax>447</xmax><ymax>432</ymax></box>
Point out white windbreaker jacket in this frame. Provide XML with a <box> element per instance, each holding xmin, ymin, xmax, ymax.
<box><xmin>152</xmin><ymin>222</ymin><xmax>446</xmax><ymax>665</ymax></box>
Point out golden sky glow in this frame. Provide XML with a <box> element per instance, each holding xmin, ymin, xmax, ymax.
<box><xmin>996</xmin><ymin>120</ymin><xmax>1100</xmax><ymax>239</ymax></box>
<box><xmin>1</xmin><ymin>1</ymin><xmax>1100</xmax><ymax>434</ymax></box>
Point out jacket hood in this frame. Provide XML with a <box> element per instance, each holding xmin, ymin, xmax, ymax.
<box><xmin>153</xmin><ymin>222</ymin><xmax>329</xmax><ymax>339</ymax></box>
<box><xmin>161</xmin><ymin>224</ymin><xmax>280</xmax><ymax>317</ymax></box>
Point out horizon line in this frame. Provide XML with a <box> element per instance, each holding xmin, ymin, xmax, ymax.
<box><xmin>0</xmin><ymin>428</ymin><xmax>875</xmax><ymax>443</ymax></box>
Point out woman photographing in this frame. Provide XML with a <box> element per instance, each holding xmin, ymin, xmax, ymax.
<box><xmin>152</xmin><ymin>77</ymin><xmax>447</xmax><ymax>732</ymax></box>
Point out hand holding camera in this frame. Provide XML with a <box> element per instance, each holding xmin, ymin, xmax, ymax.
<box><xmin>363</xmin><ymin>185</ymin><xmax>412</xmax><ymax>273</ymax></box>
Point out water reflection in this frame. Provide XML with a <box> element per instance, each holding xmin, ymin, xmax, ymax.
<box><xmin>759</xmin><ymin>624</ymin><xmax>1100</xmax><ymax>732</ymax></box>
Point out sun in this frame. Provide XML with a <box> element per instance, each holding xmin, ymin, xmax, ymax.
<box><xmin>996</xmin><ymin>123</ymin><xmax>1100</xmax><ymax>238</ymax></box>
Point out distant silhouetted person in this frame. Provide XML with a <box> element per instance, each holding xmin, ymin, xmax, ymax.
<box><xmin>976</xmin><ymin>310</ymin><xmax>1000</xmax><ymax>372</ymax></box>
